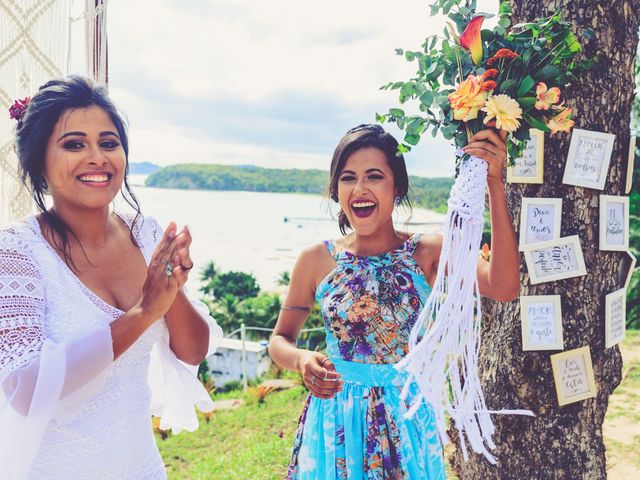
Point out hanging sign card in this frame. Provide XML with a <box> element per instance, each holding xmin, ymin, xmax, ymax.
<box><xmin>599</xmin><ymin>195</ymin><xmax>629</xmax><ymax>251</ymax></box>
<box><xmin>519</xmin><ymin>198</ymin><xmax>562</xmax><ymax>250</ymax></box>
<box><xmin>562</xmin><ymin>129</ymin><xmax>615</xmax><ymax>190</ymax></box>
<box><xmin>520</xmin><ymin>295</ymin><xmax>563</xmax><ymax>351</ymax></box>
<box><xmin>605</xmin><ymin>288</ymin><xmax>626</xmax><ymax>348</ymax></box>
<box><xmin>522</xmin><ymin>235</ymin><xmax>587</xmax><ymax>285</ymax></box>
<box><xmin>551</xmin><ymin>346</ymin><xmax>597</xmax><ymax>406</ymax></box>
<box><xmin>507</xmin><ymin>129</ymin><xmax>544</xmax><ymax>184</ymax></box>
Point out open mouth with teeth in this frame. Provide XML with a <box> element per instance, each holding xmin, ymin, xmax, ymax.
<box><xmin>351</xmin><ymin>200</ymin><xmax>377</xmax><ymax>218</ymax></box>
<box><xmin>77</xmin><ymin>173</ymin><xmax>113</xmax><ymax>186</ymax></box>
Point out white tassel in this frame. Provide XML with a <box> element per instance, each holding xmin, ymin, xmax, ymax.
<box><xmin>396</xmin><ymin>154</ymin><xmax>533</xmax><ymax>464</ymax></box>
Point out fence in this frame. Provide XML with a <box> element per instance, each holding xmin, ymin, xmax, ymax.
<box><xmin>224</xmin><ymin>324</ymin><xmax>324</xmax><ymax>391</ymax></box>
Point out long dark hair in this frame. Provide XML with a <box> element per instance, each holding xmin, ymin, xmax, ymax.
<box><xmin>14</xmin><ymin>75</ymin><xmax>142</xmax><ymax>269</ymax></box>
<box><xmin>327</xmin><ymin>124</ymin><xmax>412</xmax><ymax>235</ymax></box>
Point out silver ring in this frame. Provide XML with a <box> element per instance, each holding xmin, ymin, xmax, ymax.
<box><xmin>323</xmin><ymin>369</ymin><xmax>328</xmax><ymax>380</ymax></box>
<box><xmin>310</xmin><ymin>376</ymin><xmax>316</xmax><ymax>386</ymax></box>
<box><xmin>320</xmin><ymin>358</ymin><xmax>330</xmax><ymax>366</ymax></box>
<box><xmin>165</xmin><ymin>263</ymin><xmax>174</xmax><ymax>277</ymax></box>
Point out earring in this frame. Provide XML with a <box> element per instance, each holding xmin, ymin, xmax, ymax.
<box><xmin>394</xmin><ymin>196</ymin><xmax>402</xmax><ymax>206</ymax></box>
<box><xmin>40</xmin><ymin>177</ymin><xmax>48</xmax><ymax>191</ymax></box>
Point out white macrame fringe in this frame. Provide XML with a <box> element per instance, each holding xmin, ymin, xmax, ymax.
<box><xmin>396</xmin><ymin>154</ymin><xmax>533</xmax><ymax>464</ymax></box>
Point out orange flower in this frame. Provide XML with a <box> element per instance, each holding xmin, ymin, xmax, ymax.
<box><xmin>481</xmin><ymin>243</ymin><xmax>490</xmax><ymax>261</ymax></box>
<box><xmin>448</xmin><ymin>74</ymin><xmax>488</xmax><ymax>122</ymax></box>
<box><xmin>480</xmin><ymin>80</ymin><xmax>497</xmax><ymax>92</ymax></box>
<box><xmin>460</xmin><ymin>16</ymin><xmax>484</xmax><ymax>65</ymax></box>
<box><xmin>486</xmin><ymin>48</ymin><xmax>519</xmax><ymax>66</ymax></box>
<box><xmin>546</xmin><ymin>108</ymin><xmax>574</xmax><ymax>134</ymax></box>
<box><xmin>350</xmin><ymin>294</ymin><xmax>378</xmax><ymax>319</ymax></box>
<box><xmin>483</xmin><ymin>69</ymin><xmax>499</xmax><ymax>80</ymax></box>
<box><xmin>535</xmin><ymin>82</ymin><xmax>561</xmax><ymax>110</ymax></box>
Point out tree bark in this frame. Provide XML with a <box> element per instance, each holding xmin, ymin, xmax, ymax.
<box><xmin>451</xmin><ymin>1</ymin><xmax>640</xmax><ymax>478</ymax></box>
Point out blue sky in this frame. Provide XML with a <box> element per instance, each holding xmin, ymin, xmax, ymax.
<box><xmin>95</xmin><ymin>0</ymin><xmax>497</xmax><ymax>178</ymax></box>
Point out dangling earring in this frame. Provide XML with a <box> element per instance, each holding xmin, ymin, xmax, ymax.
<box><xmin>394</xmin><ymin>196</ymin><xmax>402</xmax><ymax>206</ymax></box>
<box><xmin>40</xmin><ymin>177</ymin><xmax>48</xmax><ymax>191</ymax></box>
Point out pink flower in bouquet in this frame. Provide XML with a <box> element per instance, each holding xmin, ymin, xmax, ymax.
<box><xmin>546</xmin><ymin>108</ymin><xmax>574</xmax><ymax>134</ymax></box>
<box><xmin>481</xmin><ymin>94</ymin><xmax>522</xmax><ymax>132</ymax></box>
<box><xmin>535</xmin><ymin>82</ymin><xmax>561</xmax><ymax>110</ymax></box>
<box><xmin>448</xmin><ymin>75</ymin><xmax>488</xmax><ymax>122</ymax></box>
<box><xmin>460</xmin><ymin>16</ymin><xmax>484</xmax><ymax>65</ymax></box>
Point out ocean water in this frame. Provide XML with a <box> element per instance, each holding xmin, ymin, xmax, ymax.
<box><xmin>123</xmin><ymin>178</ymin><xmax>445</xmax><ymax>292</ymax></box>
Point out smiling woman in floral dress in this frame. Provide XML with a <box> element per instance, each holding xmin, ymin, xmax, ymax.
<box><xmin>269</xmin><ymin>123</ymin><xmax>519</xmax><ymax>479</ymax></box>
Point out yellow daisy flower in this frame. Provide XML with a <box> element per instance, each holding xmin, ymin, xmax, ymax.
<box><xmin>481</xmin><ymin>94</ymin><xmax>523</xmax><ymax>132</ymax></box>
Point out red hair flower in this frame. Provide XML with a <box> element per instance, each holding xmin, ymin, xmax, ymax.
<box><xmin>9</xmin><ymin>97</ymin><xmax>30</xmax><ymax>122</ymax></box>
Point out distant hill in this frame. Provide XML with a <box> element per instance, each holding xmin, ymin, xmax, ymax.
<box><xmin>130</xmin><ymin>162</ymin><xmax>161</xmax><ymax>175</ymax></box>
<box><xmin>145</xmin><ymin>164</ymin><xmax>453</xmax><ymax>212</ymax></box>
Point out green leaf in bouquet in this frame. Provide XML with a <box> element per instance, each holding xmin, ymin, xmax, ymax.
<box><xmin>525</xmin><ymin>114</ymin><xmax>551</xmax><ymax>133</ymax></box>
<box><xmin>395</xmin><ymin>48</ymin><xmax>404</xmax><ymax>56</ymax></box>
<box><xmin>499</xmin><ymin>1</ymin><xmax>512</xmax><ymax>15</ymax></box>
<box><xmin>533</xmin><ymin>64</ymin><xmax>562</xmax><ymax>81</ymax></box>
<box><xmin>441</xmin><ymin>121</ymin><xmax>458</xmax><ymax>140</ymax></box>
<box><xmin>389</xmin><ymin>108</ymin><xmax>405</xmax><ymax>118</ymax></box>
<box><xmin>517</xmin><ymin>75</ymin><xmax>536</xmax><ymax>97</ymax></box>
<box><xmin>405</xmin><ymin>51</ymin><xmax>415</xmax><ymax>61</ymax></box>
<box><xmin>419</xmin><ymin>90</ymin><xmax>435</xmax><ymax>108</ymax></box>
<box><xmin>498</xmin><ymin>17</ymin><xmax>511</xmax><ymax>29</ymax></box>
<box><xmin>517</xmin><ymin>97</ymin><xmax>537</xmax><ymax>109</ymax></box>
<box><xmin>398</xmin><ymin>143</ymin><xmax>411</xmax><ymax>153</ymax></box>
<box><xmin>406</xmin><ymin>117</ymin><xmax>426</xmax><ymax>135</ymax></box>
<box><xmin>375</xmin><ymin>113</ymin><xmax>386</xmax><ymax>123</ymax></box>
<box><xmin>405</xmin><ymin>133</ymin><xmax>421</xmax><ymax>146</ymax></box>
<box><xmin>499</xmin><ymin>79</ymin><xmax>518</xmax><ymax>96</ymax></box>
<box><xmin>431</xmin><ymin>124</ymin><xmax>440</xmax><ymax>138</ymax></box>
<box><xmin>512</xmin><ymin>123</ymin><xmax>532</xmax><ymax>141</ymax></box>
<box><xmin>400</xmin><ymin>82</ymin><xmax>415</xmax><ymax>101</ymax></box>
<box><xmin>427</xmin><ymin>63</ymin><xmax>445</xmax><ymax>82</ymax></box>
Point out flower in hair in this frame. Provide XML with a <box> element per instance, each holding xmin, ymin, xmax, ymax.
<box><xmin>9</xmin><ymin>97</ymin><xmax>30</xmax><ymax>122</ymax></box>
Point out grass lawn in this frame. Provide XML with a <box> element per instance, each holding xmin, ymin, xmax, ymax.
<box><xmin>156</xmin><ymin>332</ymin><xmax>640</xmax><ymax>479</ymax></box>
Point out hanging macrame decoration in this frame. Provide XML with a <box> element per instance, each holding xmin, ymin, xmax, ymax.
<box><xmin>380</xmin><ymin>6</ymin><xmax>589</xmax><ymax>463</ymax></box>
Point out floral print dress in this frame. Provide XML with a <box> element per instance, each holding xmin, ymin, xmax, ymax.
<box><xmin>287</xmin><ymin>234</ymin><xmax>446</xmax><ymax>480</ymax></box>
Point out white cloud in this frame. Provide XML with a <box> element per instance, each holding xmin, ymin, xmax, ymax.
<box><xmin>96</xmin><ymin>0</ymin><xmax>497</xmax><ymax>177</ymax></box>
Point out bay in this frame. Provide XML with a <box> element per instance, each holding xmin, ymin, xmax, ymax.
<box><xmin>123</xmin><ymin>177</ymin><xmax>445</xmax><ymax>293</ymax></box>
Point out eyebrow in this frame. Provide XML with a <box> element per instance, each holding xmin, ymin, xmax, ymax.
<box><xmin>340</xmin><ymin>168</ymin><xmax>385</xmax><ymax>175</ymax></box>
<box><xmin>57</xmin><ymin>130</ymin><xmax>120</xmax><ymax>141</ymax></box>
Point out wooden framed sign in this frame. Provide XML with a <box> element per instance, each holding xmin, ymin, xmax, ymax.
<box><xmin>522</xmin><ymin>235</ymin><xmax>587</xmax><ymax>285</ymax></box>
<box><xmin>519</xmin><ymin>198</ymin><xmax>563</xmax><ymax>250</ymax></box>
<box><xmin>626</xmin><ymin>136</ymin><xmax>636</xmax><ymax>195</ymax></box>
<box><xmin>605</xmin><ymin>288</ymin><xmax>626</xmax><ymax>348</ymax></box>
<box><xmin>599</xmin><ymin>195</ymin><xmax>629</xmax><ymax>251</ymax></box>
<box><xmin>551</xmin><ymin>346</ymin><xmax>597</xmax><ymax>406</ymax></box>
<box><xmin>520</xmin><ymin>295</ymin><xmax>563</xmax><ymax>351</ymax></box>
<box><xmin>562</xmin><ymin>128</ymin><xmax>615</xmax><ymax>190</ymax></box>
<box><xmin>507</xmin><ymin>129</ymin><xmax>544</xmax><ymax>184</ymax></box>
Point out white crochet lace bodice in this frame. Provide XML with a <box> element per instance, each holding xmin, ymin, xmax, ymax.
<box><xmin>0</xmin><ymin>214</ymin><xmax>181</xmax><ymax>479</ymax></box>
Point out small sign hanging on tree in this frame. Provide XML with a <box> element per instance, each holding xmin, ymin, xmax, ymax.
<box><xmin>551</xmin><ymin>346</ymin><xmax>597</xmax><ymax>406</ymax></box>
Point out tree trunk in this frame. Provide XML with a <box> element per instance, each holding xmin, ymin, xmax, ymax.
<box><xmin>451</xmin><ymin>1</ymin><xmax>640</xmax><ymax>478</ymax></box>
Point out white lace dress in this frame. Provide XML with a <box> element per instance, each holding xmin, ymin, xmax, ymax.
<box><xmin>0</xmin><ymin>214</ymin><xmax>223</xmax><ymax>480</ymax></box>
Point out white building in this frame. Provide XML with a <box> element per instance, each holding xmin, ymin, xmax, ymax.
<box><xmin>206</xmin><ymin>338</ymin><xmax>271</xmax><ymax>387</ymax></box>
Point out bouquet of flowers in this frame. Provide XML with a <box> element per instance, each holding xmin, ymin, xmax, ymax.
<box><xmin>381</xmin><ymin>0</ymin><xmax>593</xmax><ymax>464</ymax></box>
<box><xmin>378</xmin><ymin>1</ymin><xmax>593</xmax><ymax>166</ymax></box>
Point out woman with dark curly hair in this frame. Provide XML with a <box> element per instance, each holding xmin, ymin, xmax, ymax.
<box><xmin>0</xmin><ymin>75</ymin><xmax>222</xmax><ymax>479</ymax></box>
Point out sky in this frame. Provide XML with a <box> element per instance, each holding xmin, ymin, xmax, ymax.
<box><xmin>72</xmin><ymin>0</ymin><xmax>498</xmax><ymax>178</ymax></box>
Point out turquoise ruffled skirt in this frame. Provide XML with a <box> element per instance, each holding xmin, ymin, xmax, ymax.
<box><xmin>287</xmin><ymin>358</ymin><xmax>446</xmax><ymax>479</ymax></box>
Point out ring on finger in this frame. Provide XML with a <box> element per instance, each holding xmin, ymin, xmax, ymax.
<box><xmin>310</xmin><ymin>376</ymin><xmax>316</xmax><ymax>386</ymax></box>
<box><xmin>164</xmin><ymin>263</ymin><xmax>174</xmax><ymax>277</ymax></box>
<box><xmin>181</xmin><ymin>262</ymin><xmax>194</xmax><ymax>270</ymax></box>
<box><xmin>320</xmin><ymin>357</ymin><xmax>330</xmax><ymax>366</ymax></box>
<box><xmin>323</xmin><ymin>369</ymin><xmax>328</xmax><ymax>380</ymax></box>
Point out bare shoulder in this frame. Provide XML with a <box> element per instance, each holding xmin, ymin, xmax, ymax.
<box><xmin>293</xmin><ymin>241</ymin><xmax>336</xmax><ymax>289</ymax></box>
<box><xmin>413</xmin><ymin>233</ymin><xmax>443</xmax><ymax>285</ymax></box>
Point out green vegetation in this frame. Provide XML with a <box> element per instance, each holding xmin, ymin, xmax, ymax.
<box><xmin>157</xmin><ymin>332</ymin><xmax>640</xmax><ymax>479</ymax></box>
<box><xmin>145</xmin><ymin>164</ymin><xmax>454</xmax><ymax>213</ymax></box>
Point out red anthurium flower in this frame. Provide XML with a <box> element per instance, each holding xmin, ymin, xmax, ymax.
<box><xmin>460</xmin><ymin>16</ymin><xmax>484</xmax><ymax>65</ymax></box>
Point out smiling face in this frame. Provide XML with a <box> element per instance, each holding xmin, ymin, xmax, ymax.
<box><xmin>43</xmin><ymin>106</ymin><xmax>126</xmax><ymax>213</ymax></box>
<box><xmin>337</xmin><ymin>147</ymin><xmax>396</xmax><ymax>236</ymax></box>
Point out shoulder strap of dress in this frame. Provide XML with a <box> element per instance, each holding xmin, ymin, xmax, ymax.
<box><xmin>323</xmin><ymin>239</ymin><xmax>338</xmax><ymax>259</ymax></box>
<box><xmin>405</xmin><ymin>232</ymin><xmax>424</xmax><ymax>254</ymax></box>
